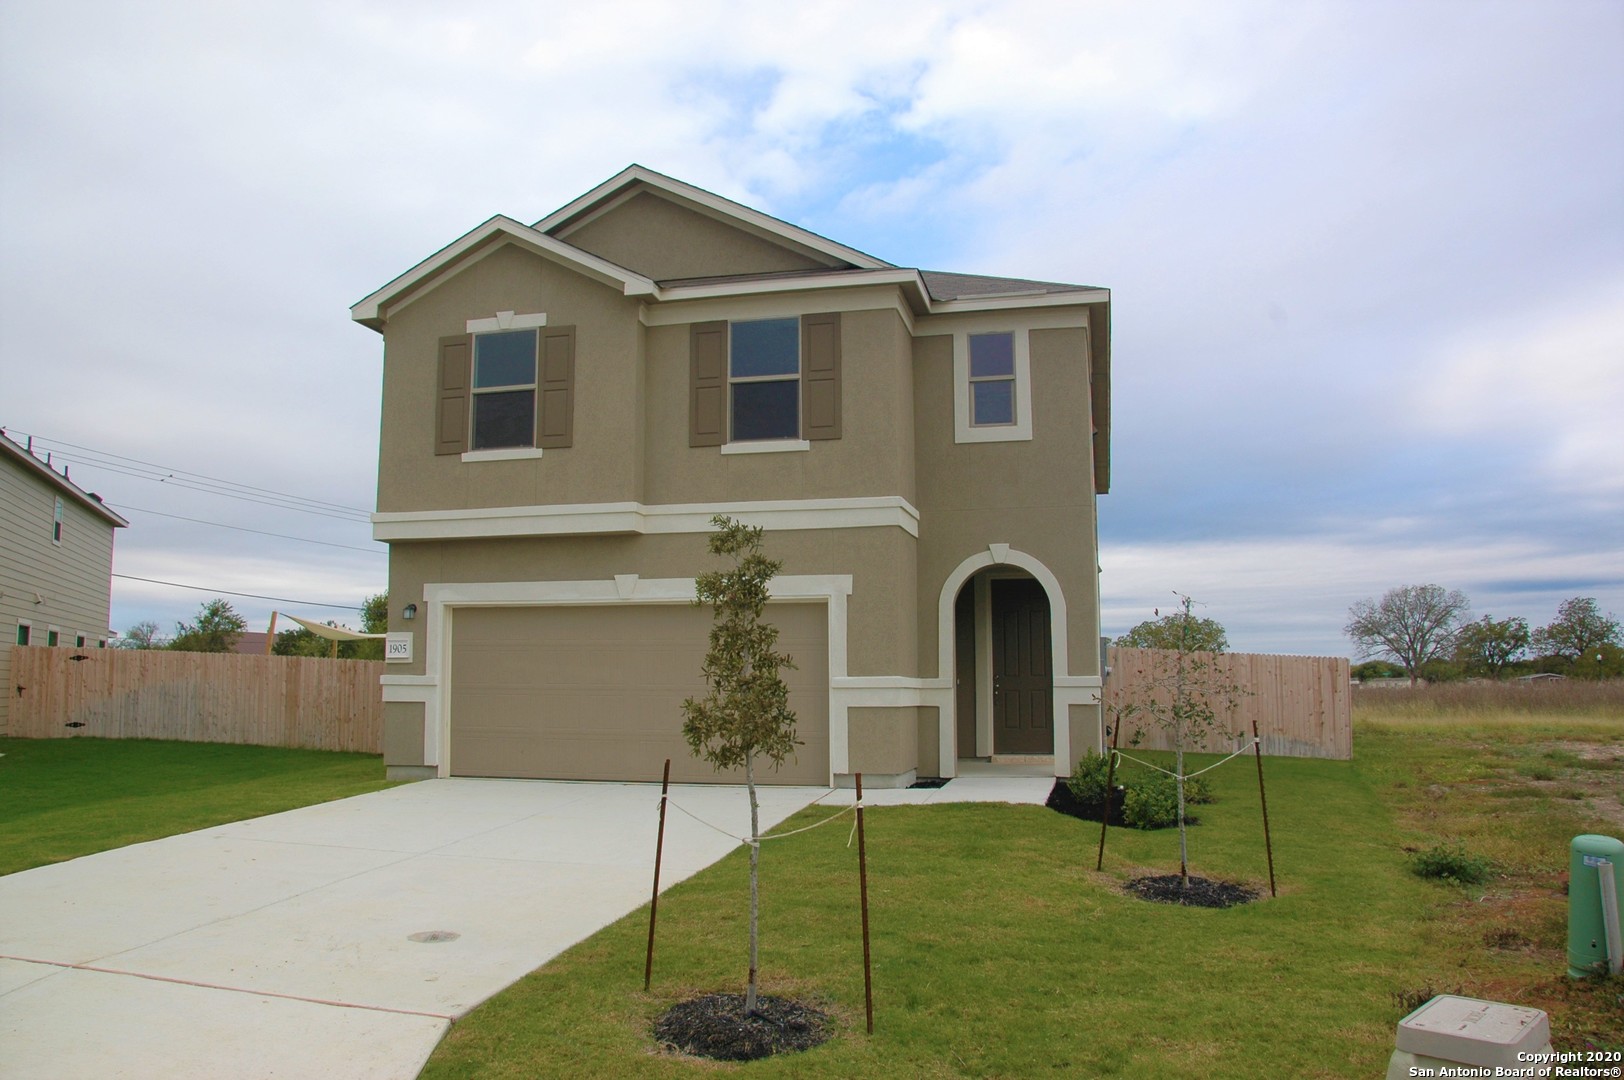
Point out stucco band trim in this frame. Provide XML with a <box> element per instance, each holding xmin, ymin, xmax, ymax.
<box><xmin>373</xmin><ymin>496</ymin><xmax>921</xmax><ymax>542</ymax></box>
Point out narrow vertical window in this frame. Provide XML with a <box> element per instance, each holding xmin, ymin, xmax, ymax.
<box><xmin>471</xmin><ymin>329</ymin><xmax>538</xmax><ymax>449</ymax></box>
<box><xmin>16</xmin><ymin>624</ymin><xmax>30</xmax><ymax>646</ymax></box>
<box><xmin>729</xmin><ymin>317</ymin><xmax>800</xmax><ymax>441</ymax></box>
<box><xmin>968</xmin><ymin>332</ymin><xmax>1016</xmax><ymax>426</ymax></box>
<box><xmin>53</xmin><ymin>497</ymin><xmax>64</xmax><ymax>543</ymax></box>
<box><xmin>47</xmin><ymin>629</ymin><xmax>59</xmax><ymax>647</ymax></box>
<box><xmin>76</xmin><ymin>635</ymin><xmax>87</xmax><ymax>648</ymax></box>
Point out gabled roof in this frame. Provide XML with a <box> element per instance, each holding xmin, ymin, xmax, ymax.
<box><xmin>351</xmin><ymin>166</ymin><xmax>1109</xmax><ymax>328</ymax></box>
<box><xmin>350</xmin><ymin>215</ymin><xmax>658</xmax><ymax>331</ymax></box>
<box><xmin>0</xmin><ymin>431</ymin><xmax>129</xmax><ymax>528</ymax></box>
<box><xmin>536</xmin><ymin>165</ymin><xmax>893</xmax><ymax>272</ymax></box>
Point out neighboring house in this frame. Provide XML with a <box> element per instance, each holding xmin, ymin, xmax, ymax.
<box><xmin>353</xmin><ymin>166</ymin><xmax>1111</xmax><ymax>786</ymax></box>
<box><xmin>0</xmin><ymin>431</ymin><xmax>128</xmax><ymax>733</ymax></box>
<box><xmin>233</xmin><ymin>631</ymin><xmax>271</xmax><ymax>656</ymax></box>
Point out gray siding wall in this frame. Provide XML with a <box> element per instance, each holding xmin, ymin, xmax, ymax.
<box><xmin>1</xmin><ymin>460</ymin><xmax>118</xmax><ymax>732</ymax></box>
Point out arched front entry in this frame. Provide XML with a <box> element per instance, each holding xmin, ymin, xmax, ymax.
<box><xmin>935</xmin><ymin>545</ymin><xmax>1094</xmax><ymax>777</ymax></box>
<box><xmin>952</xmin><ymin>569</ymin><xmax>1054</xmax><ymax>759</ymax></box>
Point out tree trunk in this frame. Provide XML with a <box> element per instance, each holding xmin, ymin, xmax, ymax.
<box><xmin>745</xmin><ymin>751</ymin><xmax>760</xmax><ymax>1016</ymax></box>
<box><xmin>1176</xmin><ymin>741</ymin><xmax>1189</xmax><ymax>888</ymax></box>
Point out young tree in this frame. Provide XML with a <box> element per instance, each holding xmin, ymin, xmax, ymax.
<box><xmin>1532</xmin><ymin>597</ymin><xmax>1620</xmax><ymax>664</ymax></box>
<box><xmin>117</xmin><ymin>620</ymin><xmax>162</xmax><ymax>649</ymax></box>
<box><xmin>1116</xmin><ymin>593</ymin><xmax>1245</xmax><ymax>889</ymax></box>
<box><xmin>1453</xmin><ymin>615</ymin><xmax>1529</xmax><ymax>678</ymax></box>
<box><xmin>1115</xmin><ymin>610</ymin><xmax>1229</xmax><ymax>652</ymax></box>
<box><xmin>168</xmin><ymin>599</ymin><xmax>247</xmax><ymax>653</ymax></box>
<box><xmin>1344</xmin><ymin>584</ymin><xmax>1469</xmax><ymax>687</ymax></box>
<box><xmin>681</xmin><ymin>516</ymin><xmax>799</xmax><ymax>1016</ymax></box>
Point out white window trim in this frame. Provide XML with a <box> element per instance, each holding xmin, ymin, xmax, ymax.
<box><xmin>720</xmin><ymin>439</ymin><xmax>810</xmax><ymax>455</ymax></box>
<box><xmin>461</xmin><ymin>447</ymin><xmax>544</xmax><ymax>463</ymax></box>
<box><xmin>952</xmin><ymin>328</ymin><xmax>1033</xmax><ymax>443</ymax></box>
<box><xmin>52</xmin><ymin>497</ymin><xmax>64</xmax><ymax>545</ymax></box>
<box><xmin>15</xmin><ymin>619</ymin><xmax>32</xmax><ymax>646</ymax></box>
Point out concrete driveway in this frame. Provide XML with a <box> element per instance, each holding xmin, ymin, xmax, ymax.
<box><xmin>0</xmin><ymin>778</ymin><xmax>831</xmax><ymax>1079</ymax></box>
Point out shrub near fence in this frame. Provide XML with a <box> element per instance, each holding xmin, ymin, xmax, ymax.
<box><xmin>8</xmin><ymin>645</ymin><xmax>383</xmax><ymax>753</ymax></box>
<box><xmin>1105</xmin><ymin>647</ymin><xmax>1352</xmax><ymax>760</ymax></box>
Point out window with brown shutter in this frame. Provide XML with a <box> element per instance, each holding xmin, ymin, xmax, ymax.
<box><xmin>537</xmin><ymin>325</ymin><xmax>575</xmax><ymax>449</ymax></box>
<box><xmin>436</xmin><ymin>335</ymin><xmax>471</xmax><ymax>455</ymax></box>
<box><xmin>801</xmin><ymin>312</ymin><xmax>841</xmax><ymax>440</ymax></box>
<box><xmin>690</xmin><ymin>321</ymin><xmax>727</xmax><ymax>446</ymax></box>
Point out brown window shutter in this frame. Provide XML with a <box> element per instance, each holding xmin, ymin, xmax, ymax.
<box><xmin>436</xmin><ymin>335</ymin><xmax>471</xmax><ymax>455</ymax></box>
<box><xmin>690</xmin><ymin>321</ymin><xmax>727</xmax><ymax>447</ymax></box>
<box><xmin>802</xmin><ymin>312</ymin><xmax>841</xmax><ymax>441</ymax></box>
<box><xmin>537</xmin><ymin>325</ymin><xmax>575</xmax><ymax>449</ymax></box>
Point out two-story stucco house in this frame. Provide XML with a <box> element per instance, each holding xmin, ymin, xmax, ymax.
<box><xmin>1</xmin><ymin>431</ymin><xmax>128</xmax><ymax>733</ymax></box>
<box><xmin>353</xmin><ymin>166</ymin><xmax>1111</xmax><ymax>787</ymax></box>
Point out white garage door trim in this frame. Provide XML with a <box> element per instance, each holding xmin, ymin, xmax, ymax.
<box><xmin>415</xmin><ymin>575</ymin><xmax>854</xmax><ymax>782</ymax></box>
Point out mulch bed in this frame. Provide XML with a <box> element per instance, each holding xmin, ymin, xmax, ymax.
<box><xmin>1125</xmin><ymin>874</ymin><xmax>1259</xmax><ymax>908</ymax></box>
<box><xmin>654</xmin><ymin>993</ymin><xmax>831</xmax><ymax>1062</ymax></box>
<box><xmin>1045</xmin><ymin>779</ymin><xmax>1126</xmax><ymax>826</ymax></box>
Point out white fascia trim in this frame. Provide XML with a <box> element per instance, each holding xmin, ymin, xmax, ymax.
<box><xmin>350</xmin><ymin>217</ymin><xmax>656</xmax><ymax>328</ymax></box>
<box><xmin>928</xmin><ymin>288</ymin><xmax>1109</xmax><ymax>315</ymax></box>
<box><xmin>373</xmin><ymin>495</ymin><xmax>921</xmax><ymax>542</ymax></box>
<box><xmin>916</xmin><ymin>307</ymin><xmax>1091</xmax><ymax>336</ymax></box>
<box><xmin>640</xmin><ymin>284</ymin><xmax>917</xmax><ymax>335</ymax></box>
<box><xmin>953</xmin><ymin>328</ymin><xmax>1034</xmax><ymax>443</ymax></box>
<box><xmin>420</xmin><ymin>573</ymin><xmax>853</xmax><ymax>780</ymax></box>
<box><xmin>653</xmin><ymin>268</ymin><xmax>927</xmax><ymax>307</ymax></box>
<box><xmin>720</xmin><ymin>439</ymin><xmax>810</xmax><ymax>455</ymax></box>
<box><xmin>537</xmin><ymin>166</ymin><xmax>893</xmax><ymax>271</ymax></box>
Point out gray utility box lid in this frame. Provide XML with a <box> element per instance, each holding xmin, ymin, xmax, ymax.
<box><xmin>1395</xmin><ymin>995</ymin><xmax>1551</xmax><ymax>1068</ymax></box>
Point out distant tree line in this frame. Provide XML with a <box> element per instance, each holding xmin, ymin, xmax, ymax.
<box><xmin>118</xmin><ymin>593</ymin><xmax>387</xmax><ymax>660</ymax></box>
<box><xmin>1346</xmin><ymin>586</ymin><xmax>1621</xmax><ymax>684</ymax></box>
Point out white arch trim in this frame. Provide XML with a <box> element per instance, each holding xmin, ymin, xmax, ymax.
<box><xmin>933</xmin><ymin>546</ymin><xmax>1102</xmax><ymax>778</ymax></box>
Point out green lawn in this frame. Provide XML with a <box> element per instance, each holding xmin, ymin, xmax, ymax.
<box><xmin>425</xmin><ymin>721</ymin><xmax>1617</xmax><ymax>1071</ymax></box>
<box><xmin>0</xmin><ymin>736</ymin><xmax>395</xmax><ymax>876</ymax></box>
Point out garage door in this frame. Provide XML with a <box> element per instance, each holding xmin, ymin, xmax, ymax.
<box><xmin>448</xmin><ymin>603</ymin><xmax>829</xmax><ymax>784</ymax></box>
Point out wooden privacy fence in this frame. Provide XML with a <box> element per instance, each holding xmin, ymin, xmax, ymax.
<box><xmin>8</xmin><ymin>646</ymin><xmax>383</xmax><ymax>753</ymax></box>
<box><xmin>1105</xmin><ymin>647</ymin><xmax>1352</xmax><ymax>760</ymax></box>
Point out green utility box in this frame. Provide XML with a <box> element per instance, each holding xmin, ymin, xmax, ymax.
<box><xmin>1568</xmin><ymin>833</ymin><xmax>1623</xmax><ymax>978</ymax></box>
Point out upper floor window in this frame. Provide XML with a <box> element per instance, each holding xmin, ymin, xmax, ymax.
<box><xmin>969</xmin><ymin>333</ymin><xmax>1016</xmax><ymax>426</ymax></box>
<box><xmin>15</xmin><ymin>623</ymin><xmax>30</xmax><ymax>646</ymax></box>
<box><xmin>472</xmin><ymin>329</ymin><xmax>539</xmax><ymax>450</ymax></box>
<box><xmin>729</xmin><ymin>318</ymin><xmax>800</xmax><ymax>442</ymax></box>
<box><xmin>953</xmin><ymin>327</ymin><xmax>1033</xmax><ymax>444</ymax></box>
<box><xmin>53</xmin><ymin>497</ymin><xmax>64</xmax><ymax>544</ymax></box>
<box><xmin>690</xmin><ymin>313</ymin><xmax>841</xmax><ymax>451</ymax></box>
<box><xmin>435</xmin><ymin>313</ymin><xmax>575</xmax><ymax>459</ymax></box>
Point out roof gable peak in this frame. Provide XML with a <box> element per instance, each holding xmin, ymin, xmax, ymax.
<box><xmin>536</xmin><ymin>165</ymin><xmax>893</xmax><ymax>272</ymax></box>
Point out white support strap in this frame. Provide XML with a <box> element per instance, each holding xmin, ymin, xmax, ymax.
<box><xmin>1112</xmin><ymin>738</ymin><xmax>1260</xmax><ymax>782</ymax></box>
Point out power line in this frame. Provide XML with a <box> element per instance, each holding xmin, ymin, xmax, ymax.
<box><xmin>109</xmin><ymin>503</ymin><xmax>385</xmax><ymax>555</ymax></box>
<box><xmin>9</xmin><ymin>430</ymin><xmax>373</xmax><ymax>520</ymax></box>
<box><xmin>35</xmin><ymin>454</ymin><xmax>372</xmax><ymax>523</ymax></box>
<box><xmin>113</xmin><ymin>574</ymin><xmax>364</xmax><ymax>611</ymax></box>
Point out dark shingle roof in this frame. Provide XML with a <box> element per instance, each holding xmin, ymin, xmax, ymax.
<box><xmin>918</xmin><ymin>270</ymin><xmax>1103</xmax><ymax>302</ymax></box>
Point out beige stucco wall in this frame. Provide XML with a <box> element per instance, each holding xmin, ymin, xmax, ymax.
<box><xmin>559</xmin><ymin>191</ymin><xmax>830</xmax><ymax>281</ymax></box>
<box><xmin>911</xmin><ymin>326</ymin><xmax>1102</xmax><ymax>681</ymax></box>
<box><xmin>376</xmin><ymin>243</ymin><xmax>647</xmax><ymax>513</ymax></box>
<box><xmin>847</xmin><ymin>706</ymin><xmax>918</xmax><ymax>776</ymax></box>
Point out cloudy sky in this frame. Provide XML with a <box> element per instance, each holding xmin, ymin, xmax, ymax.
<box><xmin>2</xmin><ymin>0</ymin><xmax>1619</xmax><ymax>657</ymax></box>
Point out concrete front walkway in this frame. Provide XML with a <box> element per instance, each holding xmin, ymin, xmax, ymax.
<box><xmin>0</xmin><ymin>771</ymin><xmax>1054</xmax><ymax>1079</ymax></box>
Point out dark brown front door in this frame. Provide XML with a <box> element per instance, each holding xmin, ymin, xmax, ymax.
<box><xmin>992</xmin><ymin>578</ymin><xmax>1053</xmax><ymax>755</ymax></box>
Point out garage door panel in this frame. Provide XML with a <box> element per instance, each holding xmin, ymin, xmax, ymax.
<box><xmin>450</xmin><ymin>603</ymin><xmax>828</xmax><ymax>784</ymax></box>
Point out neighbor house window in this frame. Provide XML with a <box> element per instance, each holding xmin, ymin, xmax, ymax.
<box><xmin>47</xmin><ymin>629</ymin><xmax>59</xmax><ymax>647</ymax></box>
<box><xmin>729</xmin><ymin>317</ymin><xmax>800</xmax><ymax>441</ymax></box>
<box><xmin>968</xmin><ymin>332</ymin><xmax>1016</xmax><ymax>426</ymax></box>
<box><xmin>471</xmin><ymin>329</ymin><xmax>539</xmax><ymax>450</ymax></box>
<box><xmin>15</xmin><ymin>623</ymin><xmax>29</xmax><ymax>646</ymax></box>
<box><xmin>75</xmin><ymin>635</ymin><xmax>86</xmax><ymax>648</ymax></box>
<box><xmin>53</xmin><ymin>497</ymin><xmax>63</xmax><ymax>543</ymax></box>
